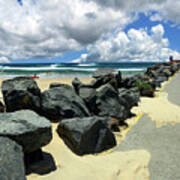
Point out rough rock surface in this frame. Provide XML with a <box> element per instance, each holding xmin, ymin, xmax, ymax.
<box><xmin>155</xmin><ymin>76</ymin><xmax>168</xmax><ymax>83</ymax></box>
<box><xmin>0</xmin><ymin>137</ymin><xmax>26</xmax><ymax>180</ymax></box>
<box><xmin>57</xmin><ymin>116</ymin><xmax>116</xmax><ymax>155</ymax></box>
<box><xmin>96</xmin><ymin>84</ymin><xmax>130</xmax><ymax>120</ymax></box>
<box><xmin>118</xmin><ymin>88</ymin><xmax>140</xmax><ymax>109</ymax></box>
<box><xmin>41</xmin><ymin>86</ymin><xmax>90</xmax><ymax>121</ymax></box>
<box><xmin>0</xmin><ymin>110</ymin><xmax>52</xmax><ymax>153</ymax></box>
<box><xmin>92</xmin><ymin>68</ymin><xmax>115</xmax><ymax>79</ymax></box>
<box><xmin>72</xmin><ymin>77</ymin><xmax>82</xmax><ymax>94</ymax></box>
<box><xmin>79</xmin><ymin>87</ymin><xmax>96</xmax><ymax>113</ymax></box>
<box><xmin>2</xmin><ymin>77</ymin><xmax>41</xmax><ymax>113</ymax></box>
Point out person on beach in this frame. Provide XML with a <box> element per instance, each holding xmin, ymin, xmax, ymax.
<box><xmin>169</xmin><ymin>56</ymin><xmax>173</xmax><ymax>64</ymax></box>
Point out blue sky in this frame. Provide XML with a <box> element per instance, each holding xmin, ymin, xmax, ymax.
<box><xmin>125</xmin><ymin>13</ymin><xmax>180</xmax><ymax>52</ymax></box>
<box><xmin>1</xmin><ymin>0</ymin><xmax>180</xmax><ymax>63</ymax></box>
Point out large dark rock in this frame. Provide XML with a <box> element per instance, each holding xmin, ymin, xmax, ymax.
<box><xmin>92</xmin><ymin>68</ymin><xmax>115</xmax><ymax>79</ymax></box>
<box><xmin>1</xmin><ymin>77</ymin><xmax>41</xmax><ymax>113</ymax></box>
<box><xmin>96</xmin><ymin>84</ymin><xmax>130</xmax><ymax>120</ymax></box>
<box><xmin>118</xmin><ymin>88</ymin><xmax>140</xmax><ymax>109</ymax></box>
<box><xmin>41</xmin><ymin>86</ymin><xmax>90</xmax><ymax>121</ymax></box>
<box><xmin>57</xmin><ymin>116</ymin><xmax>116</xmax><ymax>155</ymax></box>
<box><xmin>79</xmin><ymin>87</ymin><xmax>97</xmax><ymax>113</ymax></box>
<box><xmin>0</xmin><ymin>137</ymin><xmax>26</xmax><ymax>180</ymax></box>
<box><xmin>0</xmin><ymin>100</ymin><xmax>5</xmax><ymax>112</ymax></box>
<box><xmin>0</xmin><ymin>110</ymin><xmax>52</xmax><ymax>153</ymax></box>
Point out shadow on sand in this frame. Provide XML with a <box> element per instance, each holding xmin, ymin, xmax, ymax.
<box><xmin>26</xmin><ymin>151</ymin><xmax>57</xmax><ymax>175</ymax></box>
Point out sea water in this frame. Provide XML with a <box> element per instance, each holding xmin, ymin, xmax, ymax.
<box><xmin>0</xmin><ymin>62</ymin><xmax>159</xmax><ymax>79</ymax></box>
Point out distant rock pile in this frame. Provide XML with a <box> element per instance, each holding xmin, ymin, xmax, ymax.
<box><xmin>0</xmin><ymin>61</ymin><xmax>180</xmax><ymax>179</ymax></box>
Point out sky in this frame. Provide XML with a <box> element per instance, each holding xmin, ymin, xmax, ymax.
<box><xmin>0</xmin><ymin>0</ymin><xmax>180</xmax><ymax>63</ymax></box>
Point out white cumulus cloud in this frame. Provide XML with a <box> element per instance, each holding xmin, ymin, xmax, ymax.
<box><xmin>0</xmin><ymin>0</ymin><xmax>133</xmax><ymax>61</ymax></box>
<box><xmin>82</xmin><ymin>24</ymin><xmax>180</xmax><ymax>62</ymax></box>
<box><xmin>0</xmin><ymin>0</ymin><xmax>180</xmax><ymax>62</ymax></box>
<box><xmin>0</xmin><ymin>57</ymin><xmax>10</xmax><ymax>63</ymax></box>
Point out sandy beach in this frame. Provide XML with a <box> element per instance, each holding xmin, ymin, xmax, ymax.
<box><xmin>1</xmin><ymin>74</ymin><xmax>180</xmax><ymax>180</ymax></box>
<box><xmin>2</xmin><ymin>1</ymin><xmax>180</xmax><ymax>179</ymax></box>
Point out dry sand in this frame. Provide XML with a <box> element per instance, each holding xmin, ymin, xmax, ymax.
<box><xmin>131</xmin><ymin>79</ymin><xmax>180</xmax><ymax>128</ymax></box>
<box><xmin>27</xmin><ymin>123</ymin><xmax>150</xmax><ymax>180</ymax></box>
<box><xmin>1</xmin><ymin>76</ymin><xmax>180</xmax><ymax>180</ymax></box>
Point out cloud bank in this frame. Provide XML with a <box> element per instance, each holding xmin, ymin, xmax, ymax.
<box><xmin>0</xmin><ymin>0</ymin><xmax>180</xmax><ymax>62</ymax></box>
<box><xmin>0</xmin><ymin>0</ymin><xmax>132</xmax><ymax>60</ymax></box>
<box><xmin>85</xmin><ymin>0</ymin><xmax>180</xmax><ymax>24</ymax></box>
<box><xmin>79</xmin><ymin>24</ymin><xmax>180</xmax><ymax>62</ymax></box>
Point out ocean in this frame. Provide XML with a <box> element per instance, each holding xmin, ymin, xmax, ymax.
<box><xmin>0</xmin><ymin>62</ymin><xmax>159</xmax><ymax>79</ymax></box>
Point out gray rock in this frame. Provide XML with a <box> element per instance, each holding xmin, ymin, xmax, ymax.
<box><xmin>57</xmin><ymin>116</ymin><xmax>116</xmax><ymax>155</ymax></box>
<box><xmin>72</xmin><ymin>77</ymin><xmax>82</xmax><ymax>94</ymax></box>
<box><xmin>2</xmin><ymin>77</ymin><xmax>41</xmax><ymax>113</ymax></box>
<box><xmin>92</xmin><ymin>68</ymin><xmax>115</xmax><ymax>79</ymax></box>
<box><xmin>0</xmin><ymin>137</ymin><xmax>26</xmax><ymax>180</ymax></box>
<box><xmin>170</xmin><ymin>64</ymin><xmax>179</xmax><ymax>74</ymax></box>
<box><xmin>41</xmin><ymin>86</ymin><xmax>90</xmax><ymax>121</ymax></box>
<box><xmin>0</xmin><ymin>110</ymin><xmax>52</xmax><ymax>153</ymax></box>
<box><xmin>156</xmin><ymin>76</ymin><xmax>168</xmax><ymax>83</ymax></box>
<box><xmin>96</xmin><ymin>84</ymin><xmax>130</xmax><ymax>120</ymax></box>
<box><xmin>79</xmin><ymin>87</ymin><xmax>96</xmax><ymax>113</ymax></box>
<box><xmin>118</xmin><ymin>88</ymin><xmax>140</xmax><ymax>109</ymax></box>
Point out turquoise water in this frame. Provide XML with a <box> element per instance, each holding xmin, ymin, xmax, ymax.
<box><xmin>0</xmin><ymin>62</ymin><xmax>158</xmax><ymax>78</ymax></box>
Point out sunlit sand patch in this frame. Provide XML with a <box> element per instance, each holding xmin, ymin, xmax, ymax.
<box><xmin>132</xmin><ymin>91</ymin><xmax>180</xmax><ymax>127</ymax></box>
<box><xmin>27</xmin><ymin>124</ymin><xmax>150</xmax><ymax>180</ymax></box>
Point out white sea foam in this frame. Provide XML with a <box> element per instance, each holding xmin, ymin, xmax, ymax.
<box><xmin>78</xmin><ymin>63</ymin><xmax>97</xmax><ymax>67</ymax></box>
<box><xmin>117</xmin><ymin>68</ymin><xmax>145</xmax><ymax>72</ymax></box>
<box><xmin>2</xmin><ymin>66</ymin><xmax>97</xmax><ymax>72</ymax></box>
